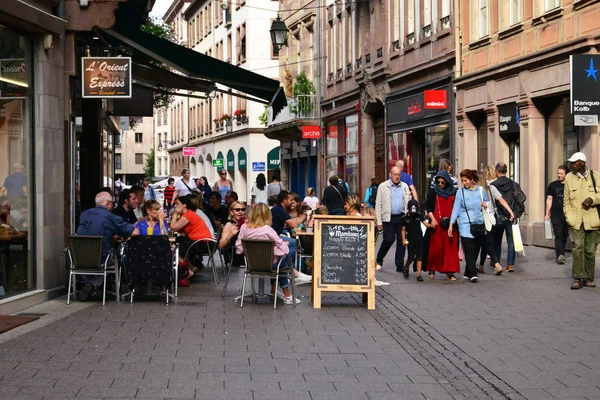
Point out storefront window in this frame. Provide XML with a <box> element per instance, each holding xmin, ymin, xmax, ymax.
<box><xmin>0</xmin><ymin>24</ymin><xmax>33</xmax><ymax>298</ymax></box>
<box><xmin>326</xmin><ymin>123</ymin><xmax>337</xmax><ymax>154</ymax></box>
<box><xmin>345</xmin><ymin>154</ymin><xmax>359</xmax><ymax>193</ymax></box>
<box><xmin>346</xmin><ymin>114</ymin><xmax>358</xmax><ymax>153</ymax></box>
<box><xmin>388</xmin><ymin>131</ymin><xmax>412</xmax><ymax>173</ymax></box>
<box><xmin>325</xmin><ymin>114</ymin><xmax>360</xmax><ymax>194</ymax></box>
<box><xmin>424</xmin><ymin>124</ymin><xmax>450</xmax><ymax>185</ymax></box>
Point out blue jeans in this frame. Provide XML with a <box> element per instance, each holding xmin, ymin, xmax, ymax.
<box><xmin>280</xmin><ymin>235</ymin><xmax>297</xmax><ymax>263</ymax></box>
<box><xmin>493</xmin><ymin>222</ymin><xmax>515</xmax><ymax>265</ymax></box>
<box><xmin>271</xmin><ymin>255</ymin><xmax>291</xmax><ymax>289</ymax></box>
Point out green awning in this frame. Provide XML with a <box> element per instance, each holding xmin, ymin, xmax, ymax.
<box><xmin>98</xmin><ymin>26</ymin><xmax>287</xmax><ymax>116</ymax></box>
<box><xmin>227</xmin><ymin>150</ymin><xmax>235</xmax><ymax>172</ymax></box>
<box><xmin>238</xmin><ymin>147</ymin><xmax>247</xmax><ymax>170</ymax></box>
<box><xmin>267</xmin><ymin>147</ymin><xmax>281</xmax><ymax>170</ymax></box>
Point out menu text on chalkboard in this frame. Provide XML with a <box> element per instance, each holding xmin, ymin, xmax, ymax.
<box><xmin>320</xmin><ymin>223</ymin><xmax>368</xmax><ymax>285</ymax></box>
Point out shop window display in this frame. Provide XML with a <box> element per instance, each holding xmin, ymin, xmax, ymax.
<box><xmin>0</xmin><ymin>25</ymin><xmax>33</xmax><ymax>298</ymax></box>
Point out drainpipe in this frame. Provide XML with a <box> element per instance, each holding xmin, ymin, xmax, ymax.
<box><xmin>316</xmin><ymin>0</ymin><xmax>323</xmax><ymax>195</ymax></box>
<box><xmin>454</xmin><ymin>0</ymin><xmax>462</xmax><ymax>78</ymax></box>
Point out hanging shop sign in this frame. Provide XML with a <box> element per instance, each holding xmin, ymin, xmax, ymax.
<box><xmin>302</xmin><ymin>125</ymin><xmax>322</xmax><ymax>139</ymax></box>
<box><xmin>82</xmin><ymin>57</ymin><xmax>132</xmax><ymax>98</ymax></box>
<box><xmin>570</xmin><ymin>54</ymin><xmax>600</xmax><ymax>115</ymax></box>
<box><xmin>183</xmin><ymin>147</ymin><xmax>197</xmax><ymax>157</ymax></box>
<box><xmin>424</xmin><ymin>90</ymin><xmax>447</xmax><ymax>109</ymax></box>
<box><xmin>498</xmin><ymin>103</ymin><xmax>520</xmax><ymax>134</ymax></box>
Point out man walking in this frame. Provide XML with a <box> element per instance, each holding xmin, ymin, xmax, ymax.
<box><xmin>490</xmin><ymin>162</ymin><xmax>517</xmax><ymax>272</ymax></box>
<box><xmin>375</xmin><ymin>166</ymin><xmax>411</xmax><ymax>271</ymax></box>
<box><xmin>545</xmin><ymin>165</ymin><xmax>569</xmax><ymax>264</ymax></box>
<box><xmin>563</xmin><ymin>152</ymin><xmax>600</xmax><ymax>290</ymax></box>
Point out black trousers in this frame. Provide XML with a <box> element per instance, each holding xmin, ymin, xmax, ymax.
<box><xmin>478</xmin><ymin>231</ymin><xmax>500</xmax><ymax>266</ymax></box>
<box><xmin>376</xmin><ymin>214</ymin><xmax>405</xmax><ymax>270</ymax></box>
<box><xmin>462</xmin><ymin>235</ymin><xmax>486</xmax><ymax>278</ymax></box>
<box><xmin>551</xmin><ymin>215</ymin><xmax>569</xmax><ymax>258</ymax></box>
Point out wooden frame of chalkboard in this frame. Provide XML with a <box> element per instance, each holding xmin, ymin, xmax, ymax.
<box><xmin>312</xmin><ymin>215</ymin><xmax>376</xmax><ymax>310</ymax></box>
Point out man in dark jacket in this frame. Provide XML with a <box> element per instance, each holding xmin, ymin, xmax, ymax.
<box><xmin>490</xmin><ymin>162</ymin><xmax>516</xmax><ymax>272</ymax></box>
<box><xmin>321</xmin><ymin>175</ymin><xmax>347</xmax><ymax>215</ymax></box>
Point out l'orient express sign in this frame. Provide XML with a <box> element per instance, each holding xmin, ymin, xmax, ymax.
<box><xmin>82</xmin><ymin>57</ymin><xmax>132</xmax><ymax>98</ymax></box>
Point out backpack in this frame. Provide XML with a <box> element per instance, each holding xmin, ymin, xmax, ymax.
<box><xmin>511</xmin><ymin>182</ymin><xmax>527</xmax><ymax>218</ymax></box>
<box><xmin>368</xmin><ymin>184</ymin><xmax>378</xmax><ymax>205</ymax></box>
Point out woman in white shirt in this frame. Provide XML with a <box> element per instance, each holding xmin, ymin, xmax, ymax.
<box><xmin>302</xmin><ymin>187</ymin><xmax>320</xmax><ymax>210</ymax></box>
<box><xmin>251</xmin><ymin>173</ymin><xmax>269</xmax><ymax>207</ymax></box>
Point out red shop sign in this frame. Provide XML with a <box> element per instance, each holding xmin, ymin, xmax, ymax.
<box><xmin>302</xmin><ymin>125</ymin><xmax>322</xmax><ymax>139</ymax></box>
<box><xmin>424</xmin><ymin>90</ymin><xmax>447</xmax><ymax>109</ymax></box>
<box><xmin>328</xmin><ymin>126</ymin><xmax>338</xmax><ymax>139</ymax></box>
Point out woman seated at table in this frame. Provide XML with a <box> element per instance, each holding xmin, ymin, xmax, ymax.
<box><xmin>169</xmin><ymin>195</ymin><xmax>213</xmax><ymax>276</ymax></box>
<box><xmin>218</xmin><ymin>201</ymin><xmax>247</xmax><ymax>267</ymax></box>
<box><xmin>135</xmin><ymin>200</ymin><xmax>169</xmax><ymax>235</ymax></box>
<box><xmin>235</xmin><ymin>204</ymin><xmax>301</xmax><ymax>304</ymax></box>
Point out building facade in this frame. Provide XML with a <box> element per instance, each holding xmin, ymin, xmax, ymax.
<box><xmin>455</xmin><ymin>0</ymin><xmax>600</xmax><ymax>246</ymax></box>
<box><xmin>0</xmin><ymin>0</ymin><xmax>66</xmax><ymax>312</ymax></box>
<box><xmin>164</xmin><ymin>0</ymin><xmax>191</xmax><ymax>178</ymax></box>
<box><xmin>183</xmin><ymin>0</ymin><xmax>282</xmax><ymax>202</ymax></box>
<box><xmin>154</xmin><ymin>108</ymin><xmax>171</xmax><ymax>176</ymax></box>
<box><xmin>115</xmin><ymin>117</ymin><xmax>154</xmax><ymax>185</ymax></box>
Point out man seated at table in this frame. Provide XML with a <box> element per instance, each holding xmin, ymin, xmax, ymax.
<box><xmin>271</xmin><ymin>190</ymin><xmax>311</xmax><ymax>283</ymax></box>
<box><xmin>113</xmin><ymin>189</ymin><xmax>139</xmax><ymax>224</ymax></box>
<box><xmin>130</xmin><ymin>185</ymin><xmax>145</xmax><ymax>220</ymax></box>
<box><xmin>204</xmin><ymin>191</ymin><xmax>229</xmax><ymax>228</ymax></box>
<box><xmin>76</xmin><ymin>191</ymin><xmax>137</xmax><ymax>301</ymax></box>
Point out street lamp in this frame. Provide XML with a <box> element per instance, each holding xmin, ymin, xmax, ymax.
<box><xmin>225</xmin><ymin>118</ymin><xmax>233</xmax><ymax>133</ymax></box>
<box><xmin>270</xmin><ymin>15</ymin><xmax>288</xmax><ymax>51</ymax></box>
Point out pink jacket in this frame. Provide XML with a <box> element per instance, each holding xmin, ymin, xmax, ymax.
<box><xmin>235</xmin><ymin>224</ymin><xmax>289</xmax><ymax>262</ymax></box>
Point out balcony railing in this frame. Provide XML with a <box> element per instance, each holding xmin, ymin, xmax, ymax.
<box><xmin>268</xmin><ymin>94</ymin><xmax>318</xmax><ymax>126</ymax></box>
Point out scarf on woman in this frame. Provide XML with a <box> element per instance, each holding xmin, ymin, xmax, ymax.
<box><xmin>434</xmin><ymin>170</ymin><xmax>457</xmax><ymax>199</ymax></box>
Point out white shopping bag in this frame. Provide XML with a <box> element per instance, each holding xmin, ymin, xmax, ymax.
<box><xmin>544</xmin><ymin>219</ymin><xmax>553</xmax><ymax>240</ymax></box>
<box><xmin>512</xmin><ymin>223</ymin><xmax>525</xmax><ymax>256</ymax></box>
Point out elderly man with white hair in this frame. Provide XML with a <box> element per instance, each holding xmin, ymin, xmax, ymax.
<box><xmin>0</xmin><ymin>163</ymin><xmax>27</xmax><ymax>197</ymax></box>
<box><xmin>76</xmin><ymin>191</ymin><xmax>137</xmax><ymax>301</ymax></box>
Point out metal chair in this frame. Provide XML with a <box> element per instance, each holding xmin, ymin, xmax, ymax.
<box><xmin>220</xmin><ymin>244</ymin><xmax>245</xmax><ymax>297</ymax></box>
<box><xmin>240</xmin><ymin>239</ymin><xmax>296</xmax><ymax>309</ymax></box>
<box><xmin>65</xmin><ymin>235</ymin><xmax>117</xmax><ymax>306</ymax></box>
<box><xmin>296</xmin><ymin>235</ymin><xmax>313</xmax><ymax>272</ymax></box>
<box><xmin>184</xmin><ymin>230</ymin><xmax>221</xmax><ymax>286</ymax></box>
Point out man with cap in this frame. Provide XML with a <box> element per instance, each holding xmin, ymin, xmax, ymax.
<box><xmin>563</xmin><ymin>152</ymin><xmax>600</xmax><ymax>290</ymax></box>
<box><xmin>174</xmin><ymin>168</ymin><xmax>196</xmax><ymax>201</ymax></box>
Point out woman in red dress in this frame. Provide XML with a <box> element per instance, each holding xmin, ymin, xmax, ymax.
<box><xmin>426</xmin><ymin>170</ymin><xmax>460</xmax><ymax>280</ymax></box>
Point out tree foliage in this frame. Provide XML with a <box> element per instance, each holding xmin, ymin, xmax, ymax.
<box><xmin>143</xmin><ymin>147</ymin><xmax>156</xmax><ymax>179</ymax></box>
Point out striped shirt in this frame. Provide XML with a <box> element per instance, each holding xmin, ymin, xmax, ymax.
<box><xmin>164</xmin><ymin>186</ymin><xmax>175</xmax><ymax>206</ymax></box>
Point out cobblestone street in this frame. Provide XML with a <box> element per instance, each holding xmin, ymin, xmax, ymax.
<box><xmin>1</xmin><ymin>245</ymin><xmax>599</xmax><ymax>400</ymax></box>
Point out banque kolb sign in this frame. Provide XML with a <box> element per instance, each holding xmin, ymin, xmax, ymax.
<box><xmin>82</xmin><ymin>57</ymin><xmax>132</xmax><ymax>98</ymax></box>
<box><xmin>570</xmin><ymin>54</ymin><xmax>600</xmax><ymax>115</ymax></box>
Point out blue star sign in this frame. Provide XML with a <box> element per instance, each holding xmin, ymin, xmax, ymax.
<box><xmin>585</xmin><ymin>58</ymin><xmax>598</xmax><ymax>82</ymax></box>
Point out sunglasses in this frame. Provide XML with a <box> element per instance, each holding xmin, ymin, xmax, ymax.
<box><xmin>220</xmin><ymin>172</ymin><xmax>227</xmax><ymax>175</ymax></box>
<box><xmin>233</xmin><ymin>208</ymin><xmax>246</xmax><ymax>212</ymax></box>
<box><xmin>436</xmin><ymin>180</ymin><xmax>446</xmax><ymax>185</ymax></box>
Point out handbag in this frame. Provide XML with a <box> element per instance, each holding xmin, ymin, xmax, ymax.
<box><xmin>462</xmin><ymin>188</ymin><xmax>486</xmax><ymax>238</ymax></box>
<box><xmin>480</xmin><ymin>187</ymin><xmax>495</xmax><ymax>232</ymax></box>
<box><xmin>437</xmin><ymin>196</ymin><xmax>451</xmax><ymax>230</ymax></box>
<box><xmin>590</xmin><ymin>170</ymin><xmax>600</xmax><ymax>220</ymax></box>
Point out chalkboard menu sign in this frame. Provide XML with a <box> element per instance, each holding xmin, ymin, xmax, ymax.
<box><xmin>312</xmin><ymin>215</ymin><xmax>376</xmax><ymax>310</ymax></box>
<box><xmin>321</xmin><ymin>224</ymin><xmax>368</xmax><ymax>285</ymax></box>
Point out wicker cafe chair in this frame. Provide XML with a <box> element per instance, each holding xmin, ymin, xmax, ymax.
<box><xmin>240</xmin><ymin>239</ymin><xmax>296</xmax><ymax>310</ymax></box>
<box><xmin>66</xmin><ymin>235</ymin><xmax>117</xmax><ymax>306</ymax></box>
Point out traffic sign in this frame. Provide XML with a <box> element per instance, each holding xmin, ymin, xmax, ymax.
<box><xmin>213</xmin><ymin>159</ymin><xmax>224</xmax><ymax>167</ymax></box>
<box><xmin>252</xmin><ymin>162</ymin><xmax>266</xmax><ymax>172</ymax></box>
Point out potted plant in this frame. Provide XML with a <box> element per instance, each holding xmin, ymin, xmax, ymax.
<box><xmin>234</xmin><ymin>109</ymin><xmax>247</xmax><ymax>124</ymax></box>
<box><xmin>290</xmin><ymin>71</ymin><xmax>316</xmax><ymax>116</ymax></box>
<box><xmin>220</xmin><ymin>113</ymin><xmax>230</xmax><ymax>121</ymax></box>
<box><xmin>213</xmin><ymin>117</ymin><xmax>221</xmax><ymax>129</ymax></box>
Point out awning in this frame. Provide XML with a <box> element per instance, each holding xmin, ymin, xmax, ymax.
<box><xmin>238</xmin><ymin>148</ymin><xmax>247</xmax><ymax>170</ymax></box>
<box><xmin>216</xmin><ymin>151</ymin><xmax>224</xmax><ymax>165</ymax></box>
<box><xmin>226</xmin><ymin>150</ymin><xmax>235</xmax><ymax>172</ymax></box>
<box><xmin>267</xmin><ymin>147</ymin><xmax>281</xmax><ymax>170</ymax></box>
<box><xmin>98</xmin><ymin>25</ymin><xmax>287</xmax><ymax>116</ymax></box>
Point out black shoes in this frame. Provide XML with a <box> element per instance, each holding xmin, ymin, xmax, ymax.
<box><xmin>78</xmin><ymin>282</ymin><xmax>94</xmax><ymax>302</ymax></box>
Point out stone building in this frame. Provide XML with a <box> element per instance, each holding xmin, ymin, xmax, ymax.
<box><xmin>455</xmin><ymin>0</ymin><xmax>600</xmax><ymax>245</ymax></box>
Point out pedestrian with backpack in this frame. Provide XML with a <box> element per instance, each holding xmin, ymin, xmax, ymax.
<box><xmin>490</xmin><ymin>162</ymin><xmax>526</xmax><ymax>272</ymax></box>
<box><xmin>363</xmin><ymin>177</ymin><xmax>378</xmax><ymax>208</ymax></box>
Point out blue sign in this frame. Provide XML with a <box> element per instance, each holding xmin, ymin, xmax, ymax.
<box><xmin>252</xmin><ymin>162</ymin><xmax>266</xmax><ymax>172</ymax></box>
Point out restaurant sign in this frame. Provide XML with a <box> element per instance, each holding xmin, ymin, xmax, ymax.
<box><xmin>0</xmin><ymin>58</ymin><xmax>27</xmax><ymax>97</ymax></box>
<box><xmin>302</xmin><ymin>125</ymin><xmax>322</xmax><ymax>139</ymax></box>
<box><xmin>82</xmin><ymin>57</ymin><xmax>132</xmax><ymax>98</ymax></box>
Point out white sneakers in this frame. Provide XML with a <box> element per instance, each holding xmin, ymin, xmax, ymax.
<box><xmin>276</xmin><ymin>288</ymin><xmax>302</xmax><ymax>305</ymax></box>
<box><xmin>295</xmin><ymin>271</ymin><xmax>312</xmax><ymax>285</ymax></box>
<box><xmin>375</xmin><ymin>280</ymin><xmax>390</xmax><ymax>287</ymax></box>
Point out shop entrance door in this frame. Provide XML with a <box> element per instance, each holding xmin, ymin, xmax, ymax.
<box><xmin>509</xmin><ymin>140</ymin><xmax>520</xmax><ymax>183</ymax></box>
<box><xmin>374</xmin><ymin>118</ymin><xmax>385</xmax><ymax>184</ymax></box>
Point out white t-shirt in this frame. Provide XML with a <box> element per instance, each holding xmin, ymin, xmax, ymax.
<box><xmin>303</xmin><ymin>196</ymin><xmax>319</xmax><ymax>210</ymax></box>
<box><xmin>251</xmin><ymin>186</ymin><xmax>269</xmax><ymax>205</ymax></box>
<box><xmin>175</xmin><ymin>178</ymin><xmax>195</xmax><ymax>197</ymax></box>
